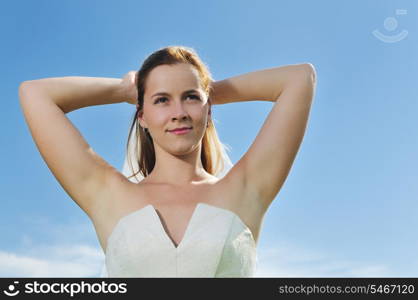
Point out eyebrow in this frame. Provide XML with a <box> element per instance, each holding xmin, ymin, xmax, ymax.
<box><xmin>151</xmin><ymin>89</ymin><xmax>200</xmax><ymax>98</ymax></box>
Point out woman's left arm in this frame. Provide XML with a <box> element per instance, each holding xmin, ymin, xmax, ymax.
<box><xmin>210</xmin><ymin>63</ymin><xmax>317</xmax><ymax>211</ymax></box>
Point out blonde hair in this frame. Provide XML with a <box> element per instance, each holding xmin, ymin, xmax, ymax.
<box><xmin>124</xmin><ymin>46</ymin><xmax>233</xmax><ymax>182</ymax></box>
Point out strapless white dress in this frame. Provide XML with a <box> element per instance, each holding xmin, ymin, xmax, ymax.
<box><xmin>101</xmin><ymin>202</ymin><xmax>257</xmax><ymax>277</ymax></box>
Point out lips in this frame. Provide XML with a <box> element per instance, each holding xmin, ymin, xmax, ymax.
<box><xmin>167</xmin><ymin>127</ymin><xmax>193</xmax><ymax>135</ymax></box>
<box><xmin>168</xmin><ymin>127</ymin><xmax>192</xmax><ymax>133</ymax></box>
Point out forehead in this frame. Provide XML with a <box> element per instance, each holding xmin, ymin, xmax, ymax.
<box><xmin>145</xmin><ymin>63</ymin><xmax>202</xmax><ymax>94</ymax></box>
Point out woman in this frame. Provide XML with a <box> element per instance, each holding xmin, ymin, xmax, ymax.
<box><xmin>18</xmin><ymin>46</ymin><xmax>316</xmax><ymax>277</ymax></box>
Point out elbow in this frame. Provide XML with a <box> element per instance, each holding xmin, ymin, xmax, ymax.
<box><xmin>19</xmin><ymin>80</ymin><xmax>43</xmax><ymax>92</ymax></box>
<box><xmin>18</xmin><ymin>81</ymin><xmax>31</xmax><ymax>101</ymax></box>
<box><xmin>18</xmin><ymin>80</ymin><xmax>40</xmax><ymax>104</ymax></box>
<box><xmin>19</xmin><ymin>80</ymin><xmax>35</xmax><ymax>90</ymax></box>
<box><xmin>302</xmin><ymin>63</ymin><xmax>317</xmax><ymax>84</ymax></box>
<box><xmin>19</xmin><ymin>81</ymin><xmax>29</xmax><ymax>92</ymax></box>
<box><xmin>19</xmin><ymin>80</ymin><xmax>35</xmax><ymax>93</ymax></box>
<box><xmin>18</xmin><ymin>81</ymin><xmax>35</xmax><ymax>102</ymax></box>
<box><xmin>287</xmin><ymin>63</ymin><xmax>317</xmax><ymax>87</ymax></box>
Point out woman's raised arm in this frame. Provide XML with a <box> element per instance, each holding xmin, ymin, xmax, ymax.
<box><xmin>18</xmin><ymin>76</ymin><xmax>130</xmax><ymax>218</ymax></box>
<box><xmin>209</xmin><ymin>63</ymin><xmax>317</xmax><ymax>213</ymax></box>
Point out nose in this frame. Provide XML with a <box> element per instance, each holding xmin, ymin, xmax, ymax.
<box><xmin>171</xmin><ymin>102</ymin><xmax>189</xmax><ymax>121</ymax></box>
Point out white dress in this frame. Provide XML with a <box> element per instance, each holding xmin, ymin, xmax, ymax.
<box><xmin>102</xmin><ymin>202</ymin><xmax>257</xmax><ymax>277</ymax></box>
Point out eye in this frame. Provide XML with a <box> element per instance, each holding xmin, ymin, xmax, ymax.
<box><xmin>154</xmin><ymin>97</ymin><xmax>167</xmax><ymax>104</ymax></box>
<box><xmin>187</xmin><ymin>94</ymin><xmax>201</xmax><ymax>100</ymax></box>
<box><xmin>154</xmin><ymin>94</ymin><xmax>200</xmax><ymax>104</ymax></box>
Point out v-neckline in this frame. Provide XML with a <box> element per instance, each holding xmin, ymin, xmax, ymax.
<box><xmin>148</xmin><ymin>202</ymin><xmax>202</xmax><ymax>250</ymax></box>
<box><xmin>105</xmin><ymin>202</ymin><xmax>256</xmax><ymax>255</ymax></box>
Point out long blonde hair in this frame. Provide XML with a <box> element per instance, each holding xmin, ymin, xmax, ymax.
<box><xmin>123</xmin><ymin>46</ymin><xmax>233</xmax><ymax>182</ymax></box>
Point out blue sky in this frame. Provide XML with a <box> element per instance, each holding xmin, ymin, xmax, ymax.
<box><xmin>1</xmin><ymin>0</ymin><xmax>417</xmax><ymax>277</ymax></box>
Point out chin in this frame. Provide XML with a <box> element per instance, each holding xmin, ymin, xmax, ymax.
<box><xmin>171</xmin><ymin>143</ymin><xmax>199</xmax><ymax>156</ymax></box>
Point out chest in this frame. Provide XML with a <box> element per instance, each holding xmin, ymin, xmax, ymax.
<box><xmin>104</xmin><ymin>202</ymin><xmax>258</xmax><ymax>277</ymax></box>
<box><xmin>93</xmin><ymin>178</ymin><xmax>261</xmax><ymax>254</ymax></box>
<box><xmin>112</xmin><ymin>183</ymin><xmax>230</xmax><ymax>249</ymax></box>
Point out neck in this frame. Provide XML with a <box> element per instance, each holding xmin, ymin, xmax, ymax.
<box><xmin>144</xmin><ymin>144</ymin><xmax>216</xmax><ymax>186</ymax></box>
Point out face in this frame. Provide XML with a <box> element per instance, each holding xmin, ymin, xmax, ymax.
<box><xmin>138</xmin><ymin>63</ymin><xmax>211</xmax><ymax>156</ymax></box>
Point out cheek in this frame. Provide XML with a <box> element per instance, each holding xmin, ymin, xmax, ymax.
<box><xmin>154</xmin><ymin>114</ymin><xmax>168</xmax><ymax>126</ymax></box>
<box><xmin>190</xmin><ymin>106</ymin><xmax>208</xmax><ymax>120</ymax></box>
<box><xmin>144</xmin><ymin>109</ymin><xmax>167</xmax><ymax>128</ymax></box>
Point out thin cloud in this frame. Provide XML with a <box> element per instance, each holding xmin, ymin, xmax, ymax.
<box><xmin>0</xmin><ymin>245</ymin><xmax>104</xmax><ymax>277</ymax></box>
<box><xmin>255</xmin><ymin>242</ymin><xmax>391</xmax><ymax>277</ymax></box>
<box><xmin>1</xmin><ymin>214</ymin><xmax>104</xmax><ymax>277</ymax></box>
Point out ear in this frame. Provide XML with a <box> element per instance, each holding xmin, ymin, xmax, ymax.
<box><xmin>207</xmin><ymin>98</ymin><xmax>212</xmax><ymax>117</ymax></box>
<box><xmin>137</xmin><ymin>110</ymin><xmax>148</xmax><ymax>128</ymax></box>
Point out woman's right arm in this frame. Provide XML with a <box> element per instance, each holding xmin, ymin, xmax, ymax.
<box><xmin>18</xmin><ymin>77</ymin><xmax>129</xmax><ymax>218</ymax></box>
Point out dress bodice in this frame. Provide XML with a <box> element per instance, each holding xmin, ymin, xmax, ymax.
<box><xmin>102</xmin><ymin>202</ymin><xmax>258</xmax><ymax>277</ymax></box>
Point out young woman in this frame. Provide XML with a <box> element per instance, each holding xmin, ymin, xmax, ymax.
<box><xmin>18</xmin><ymin>46</ymin><xmax>316</xmax><ymax>277</ymax></box>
